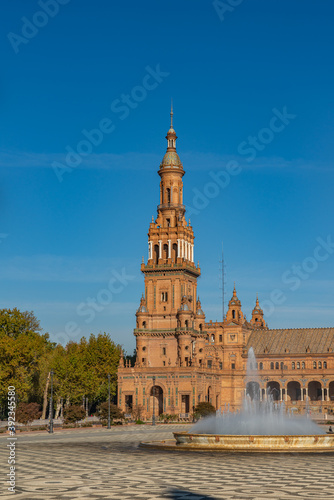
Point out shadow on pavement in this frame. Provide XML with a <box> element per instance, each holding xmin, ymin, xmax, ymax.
<box><xmin>167</xmin><ymin>489</ymin><xmax>217</xmax><ymax>499</ymax></box>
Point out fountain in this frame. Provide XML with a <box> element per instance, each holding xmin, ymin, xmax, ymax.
<box><xmin>141</xmin><ymin>349</ymin><xmax>334</xmax><ymax>452</ymax></box>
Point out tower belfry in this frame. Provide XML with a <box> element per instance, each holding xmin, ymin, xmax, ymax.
<box><xmin>135</xmin><ymin>108</ymin><xmax>205</xmax><ymax>368</ymax></box>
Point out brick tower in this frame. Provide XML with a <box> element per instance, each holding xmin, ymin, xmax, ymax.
<box><xmin>135</xmin><ymin>105</ymin><xmax>206</xmax><ymax>369</ymax></box>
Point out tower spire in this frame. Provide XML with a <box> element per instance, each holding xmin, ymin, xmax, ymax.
<box><xmin>170</xmin><ymin>99</ymin><xmax>173</xmax><ymax>128</ymax></box>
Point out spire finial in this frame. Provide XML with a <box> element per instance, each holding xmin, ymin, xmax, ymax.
<box><xmin>170</xmin><ymin>99</ymin><xmax>173</xmax><ymax>128</ymax></box>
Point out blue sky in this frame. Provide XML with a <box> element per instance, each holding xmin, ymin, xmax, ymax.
<box><xmin>1</xmin><ymin>0</ymin><xmax>334</xmax><ymax>353</ymax></box>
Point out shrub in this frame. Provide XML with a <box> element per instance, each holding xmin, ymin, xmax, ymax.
<box><xmin>194</xmin><ymin>402</ymin><xmax>216</xmax><ymax>418</ymax></box>
<box><xmin>135</xmin><ymin>419</ymin><xmax>145</xmax><ymax>424</ymax></box>
<box><xmin>159</xmin><ymin>413</ymin><xmax>178</xmax><ymax>423</ymax></box>
<box><xmin>63</xmin><ymin>405</ymin><xmax>86</xmax><ymax>424</ymax></box>
<box><xmin>16</xmin><ymin>403</ymin><xmax>42</xmax><ymax>425</ymax></box>
<box><xmin>98</xmin><ymin>402</ymin><xmax>124</xmax><ymax>421</ymax></box>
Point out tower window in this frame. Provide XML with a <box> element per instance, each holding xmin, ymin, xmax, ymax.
<box><xmin>270</xmin><ymin>362</ymin><xmax>274</xmax><ymax>370</ymax></box>
<box><xmin>324</xmin><ymin>361</ymin><xmax>327</xmax><ymax>369</ymax></box>
<box><xmin>219</xmin><ymin>334</ymin><xmax>222</xmax><ymax>342</ymax></box>
<box><xmin>275</xmin><ymin>362</ymin><xmax>279</xmax><ymax>369</ymax></box>
<box><xmin>207</xmin><ymin>360</ymin><xmax>212</xmax><ymax>368</ymax></box>
<box><xmin>162</xmin><ymin>347</ymin><xmax>166</xmax><ymax>356</ymax></box>
<box><xmin>166</xmin><ymin>218</ymin><xmax>170</xmax><ymax>227</ymax></box>
<box><xmin>199</xmin><ymin>323</ymin><xmax>203</xmax><ymax>331</ymax></box>
<box><xmin>292</xmin><ymin>362</ymin><xmax>295</xmax><ymax>369</ymax></box>
<box><xmin>211</xmin><ymin>334</ymin><xmax>215</xmax><ymax>342</ymax></box>
<box><xmin>161</xmin><ymin>292</ymin><xmax>168</xmax><ymax>302</ymax></box>
<box><xmin>302</xmin><ymin>362</ymin><xmax>305</xmax><ymax>369</ymax></box>
<box><xmin>142</xmin><ymin>321</ymin><xmax>146</xmax><ymax>328</ymax></box>
<box><xmin>297</xmin><ymin>362</ymin><xmax>300</xmax><ymax>369</ymax></box>
<box><xmin>313</xmin><ymin>361</ymin><xmax>317</xmax><ymax>369</ymax></box>
<box><xmin>166</xmin><ymin>188</ymin><xmax>171</xmax><ymax>203</ymax></box>
<box><xmin>318</xmin><ymin>361</ymin><xmax>322</xmax><ymax>369</ymax></box>
<box><xmin>231</xmin><ymin>363</ymin><xmax>235</xmax><ymax>370</ymax></box>
<box><xmin>232</xmin><ymin>310</ymin><xmax>236</xmax><ymax>319</ymax></box>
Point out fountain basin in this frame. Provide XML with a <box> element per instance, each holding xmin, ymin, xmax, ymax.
<box><xmin>171</xmin><ymin>431</ymin><xmax>334</xmax><ymax>452</ymax></box>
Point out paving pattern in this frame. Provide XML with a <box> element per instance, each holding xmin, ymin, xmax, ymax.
<box><xmin>1</xmin><ymin>425</ymin><xmax>334</xmax><ymax>499</ymax></box>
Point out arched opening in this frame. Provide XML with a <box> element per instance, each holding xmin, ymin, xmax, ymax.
<box><xmin>287</xmin><ymin>381</ymin><xmax>301</xmax><ymax>401</ymax></box>
<box><xmin>246</xmin><ymin>381</ymin><xmax>260</xmax><ymax>401</ymax></box>
<box><xmin>207</xmin><ymin>386</ymin><xmax>212</xmax><ymax>404</ymax></box>
<box><xmin>142</xmin><ymin>321</ymin><xmax>146</xmax><ymax>328</ymax></box>
<box><xmin>270</xmin><ymin>362</ymin><xmax>274</xmax><ymax>370</ymax></box>
<box><xmin>166</xmin><ymin>188</ymin><xmax>171</xmax><ymax>203</ymax></box>
<box><xmin>154</xmin><ymin>245</ymin><xmax>159</xmax><ymax>264</ymax></box>
<box><xmin>150</xmin><ymin>385</ymin><xmax>163</xmax><ymax>415</ymax></box>
<box><xmin>308</xmin><ymin>381</ymin><xmax>322</xmax><ymax>401</ymax></box>
<box><xmin>199</xmin><ymin>323</ymin><xmax>202</xmax><ymax>331</ymax></box>
<box><xmin>329</xmin><ymin>381</ymin><xmax>334</xmax><ymax>401</ymax></box>
<box><xmin>259</xmin><ymin>362</ymin><xmax>263</xmax><ymax>370</ymax></box>
<box><xmin>232</xmin><ymin>309</ymin><xmax>236</xmax><ymax>319</ymax></box>
<box><xmin>267</xmin><ymin>381</ymin><xmax>280</xmax><ymax>401</ymax></box>
<box><xmin>211</xmin><ymin>334</ymin><xmax>215</xmax><ymax>342</ymax></box>
<box><xmin>172</xmin><ymin>243</ymin><xmax>177</xmax><ymax>262</ymax></box>
<box><xmin>163</xmin><ymin>243</ymin><xmax>168</xmax><ymax>260</ymax></box>
<box><xmin>275</xmin><ymin>362</ymin><xmax>279</xmax><ymax>370</ymax></box>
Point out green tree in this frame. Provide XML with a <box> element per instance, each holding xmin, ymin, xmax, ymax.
<box><xmin>0</xmin><ymin>309</ymin><xmax>54</xmax><ymax>408</ymax></box>
<box><xmin>194</xmin><ymin>402</ymin><xmax>216</xmax><ymax>418</ymax></box>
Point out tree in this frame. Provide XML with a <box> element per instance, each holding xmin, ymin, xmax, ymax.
<box><xmin>63</xmin><ymin>405</ymin><xmax>86</xmax><ymax>424</ymax></box>
<box><xmin>194</xmin><ymin>402</ymin><xmax>216</xmax><ymax>418</ymax></box>
<box><xmin>0</xmin><ymin>309</ymin><xmax>54</xmax><ymax>408</ymax></box>
<box><xmin>16</xmin><ymin>402</ymin><xmax>41</xmax><ymax>425</ymax></box>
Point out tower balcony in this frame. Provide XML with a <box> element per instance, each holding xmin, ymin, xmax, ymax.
<box><xmin>157</xmin><ymin>203</ymin><xmax>185</xmax><ymax>213</ymax></box>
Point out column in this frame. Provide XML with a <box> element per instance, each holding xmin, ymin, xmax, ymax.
<box><xmin>168</xmin><ymin>239</ymin><xmax>171</xmax><ymax>259</ymax></box>
<box><xmin>158</xmin><ymin>240</ymin><xmax>162</xmax><ymax>259</ymax></box>
<box><xmin>285</xmin><ymin>389</ymin><xmax>288</xmax><ymax>402</ymax></box>
<box><xmin>260</xmin><ymin>388</ymin><xmax>263</xmax><ymax>401</ymax></box>
<box><xmin>177</xmin><ymin>239</ymin><xmax>180</xmax><ymax>258</ymax></box>
<box><xmin>191</xmin><ymin>244</ymin><xmax>194</xmax><ymax>262</ymax></box>
<box><xmin>280</xmin><ymin>388</ymin><xmax>283</xmax><ymax>402</ymax></box>
<box><xmin>148</xmin><ymin>241</ymin><xmax>152</xmax><ymax>260</ymax></box>
<box><xmin>305</xmin><ymin>387</ymin><xmax>308</xmax><ymax>400</ymax></box>
<box><xmin>322</xmin><ymin>387</ymin><xmax>325</xmax><ymax>402</ymax></box>
<box><xmin>181</xmin><ymin>240</ymin><xmax>184</xmax><ymax>258</ymax></box>
<box><xmin>300</xmin><ymin>387</ymin><xmax>304</xmax><ymax>402</ymax></box>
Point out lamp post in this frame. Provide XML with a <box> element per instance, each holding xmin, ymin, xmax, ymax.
<box><xmin>49</xmin><ymin>369</ymin><xmax>54</xmax><ymax>434</ymax></box>
<box><xmin>152</xmin><ymin>375</ymin><xmax>156</xmax><ymax>426</ymax></box>
<box><xmin>107</xmin><ymin>374</ymin><xmax>111</xmax><ymax>429</ymax></box>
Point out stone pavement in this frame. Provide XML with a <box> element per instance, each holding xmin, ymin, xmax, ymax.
<box><xmin>1</xmin><ymin>425</ymin><xmax>334</xmax><ymax>499</ymax></box>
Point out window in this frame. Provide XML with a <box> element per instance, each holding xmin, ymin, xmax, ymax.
<box><xmin>232</xmin><ymin>310</ymin><xmax>236</xmax><ymax>319</ymax></box>
<box><xmin>142</xmin><ymin>358</ymin><xmax>146</xmax><ymax>364</ymax></box>
<box><xmin>275</xmin><ymin>362</ymin><xmax>279</xmax><ymax>370</ymax></box>
<box><xmin>211</xmin><ymin>334</ymin><xmax>215</xmax><ymax>342</ymax></box>
<box><xmin>259</xmin><ymin>362</ymin><xmax>263</xmax><ymax>370</ymax></box>
<box><xmin>302</xmin><ymin>361</ymin><xmax>305</xmax><ymax>369</ymax></box>
<box><xmin>166</xmin><ymin>218</ymin><xmax>170</xmax><ymax>227</ymax></box>
<box><xmin>207</xmin><ymin>360</ymin><xmax>212</xmax><ymax>368</ymax></box>
<box><xmin>161</xmin><ymin>292</ymin><xmax>168</xmax><ymax>302</ymax></box>
<box><xmin>318</xmin><ymin>361</ymin><xmax>322</xmax><ymax>369</ymax></box>
<box><xmin>219</xmin><ymin>362</ymin><xmax>223</xmax><ymax>370</ymax></box>
<box><xmin>219</xmin><ymin>335</ymin><xmax>222</xmax><ymax>342</ymax></box>
<box><xmin>199</xmin><ymin>324</ymin><xmax>203</xmax><ymax>331</ymax></box>
<box><xmin>199</xmin><ymin>359</ymin><xmax>202</xmax><ymax>366</ymax></box>
<box><xmin>163</xmin><ymin>361</ymin><xmax>165</xmax><ymax>366</ymax></box>
<box><xmin>297</xmin><ymin>362</ymin><xmax>300</xmax><ymax>369</ymax></box>
<box><xmin>280</xmin><ymin>362</ymin><xmax>284</xmax><ymax>369</ymax></box>
<box><xmin>313</xmin><ymin>361</ymin><xmax>317</xmax><ymax>369</ymax></box>
<box><xmin>142</xmin><ymin>321</ymin><xmax>146</xmax><ymax>328</ymax></box>
<box><xmin>292</xmin><ymin>362</ymin><xmax>295</xmax><ymax>369</ymax></box>
<box><xmin>162</xmin><ymin>347</ymin><xmax>166</xmax><ymax>356</ymax></box>
<box><xmin>270</xmin><ymin>362</ymin><xmax>274</xmax><ymax>370</ymax></box>
<box><xmin>142</xmin><ymin>346</ymin><xmax>146</xmax><ymax>351</ymax></box>
<box><xmin>231</xmin><ymin>363</ymin><xmax>235</xmax><ymax>370</ymax></box>
<box><xmin>324</xmin><ymin>361</ymin><xmax>327</xmax><ymax>369</ymax></box>
<box><xmin>166</xmin><ymin>188</ymin><xmax>171</xmax><ymax>203</ymax></box>
<box><xmin>185</xmin><ymin>320</ymin><xmax>189</xmax><ymax>328</ymax></box>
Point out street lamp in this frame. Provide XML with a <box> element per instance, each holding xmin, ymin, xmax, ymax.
<box><xmin>152</xmin><ymin>375</ymin><xmax>156</xmax><ymax>426</ymax></box>
<box><xmin>107</xmin><ymin>374</ymin><xmax>111</xmax><ymax>429</ymax></box>
<box><xmin>49</xmin><ymin>369</ymin><xmax>54</xmax><ymax>434</ymax></box>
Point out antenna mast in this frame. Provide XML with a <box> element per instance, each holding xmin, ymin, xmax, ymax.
<box><xmin>219</xmin><ymin>241</ymin><xmax>226</xmax><ymax>322</ymax></box>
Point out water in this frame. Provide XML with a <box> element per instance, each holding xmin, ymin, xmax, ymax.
<box><xmin>191</xmin><ymin>348</ymin><xmax>324</xmax><ymax>436</ymax></box>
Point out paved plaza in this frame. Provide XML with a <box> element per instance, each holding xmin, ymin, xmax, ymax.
<box><xmin>1</xmin><ymin>424</ymin><xmax>334</xmax><ymax>499</ymax></box>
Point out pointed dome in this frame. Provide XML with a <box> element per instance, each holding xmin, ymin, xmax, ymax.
<box><xmin>251</xmin><ymin>294</ymin><xmax>266</xmax><ymax>328</ymax></box>
<box><xmin>137</xmin><ymin>294</ymin><xmax>148</xmax><ymax>313</ymax></box>
<box><xmin>159</xmin><ymin>103</ymin><xmax>183</xmax><ymax>170</ymax></box>
<box><xmin>229</xmin><ymin>283</ymin><xmax>241</xmax><ymax>307</ymax></box>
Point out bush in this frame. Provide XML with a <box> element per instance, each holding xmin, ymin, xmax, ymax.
<box><xmin>98</xmin><ymin>402</ymin><xmax>124</xmax><ymax>421</ymax></box>
<box><xmin>16</xmin><ymin>403</ymin><xmax>42</xmax><ymax>425</ymax></box>
<box><xmin>135</xmin><ymin>419</ymin><xmax>145</xmax><ymax>424</ymax></box>
<box><xmin>63</xmin><ymin>405</ymin><xmax>86</xmax><ymax>424</ymax></box>
<box><xmin>159</xmin><ymin>413</ymin><xmax>178</xmax><ymax>423</ymax></box>
<box><xmin>194</xmin><ymin>402</ymin><xmax>216</xmax><ymax>418</ymax></box>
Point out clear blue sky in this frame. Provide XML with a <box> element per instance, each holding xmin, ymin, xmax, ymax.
<box><xmin>1</xmin><ymin>0</ymin><xmax>334</xmax><ymax>353</ymax></box>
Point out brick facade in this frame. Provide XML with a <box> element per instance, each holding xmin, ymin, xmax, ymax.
<box><xmin>117</xmin><ymin>110</ymin><xmax>334</xmax><ymax>418</ymax></box>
